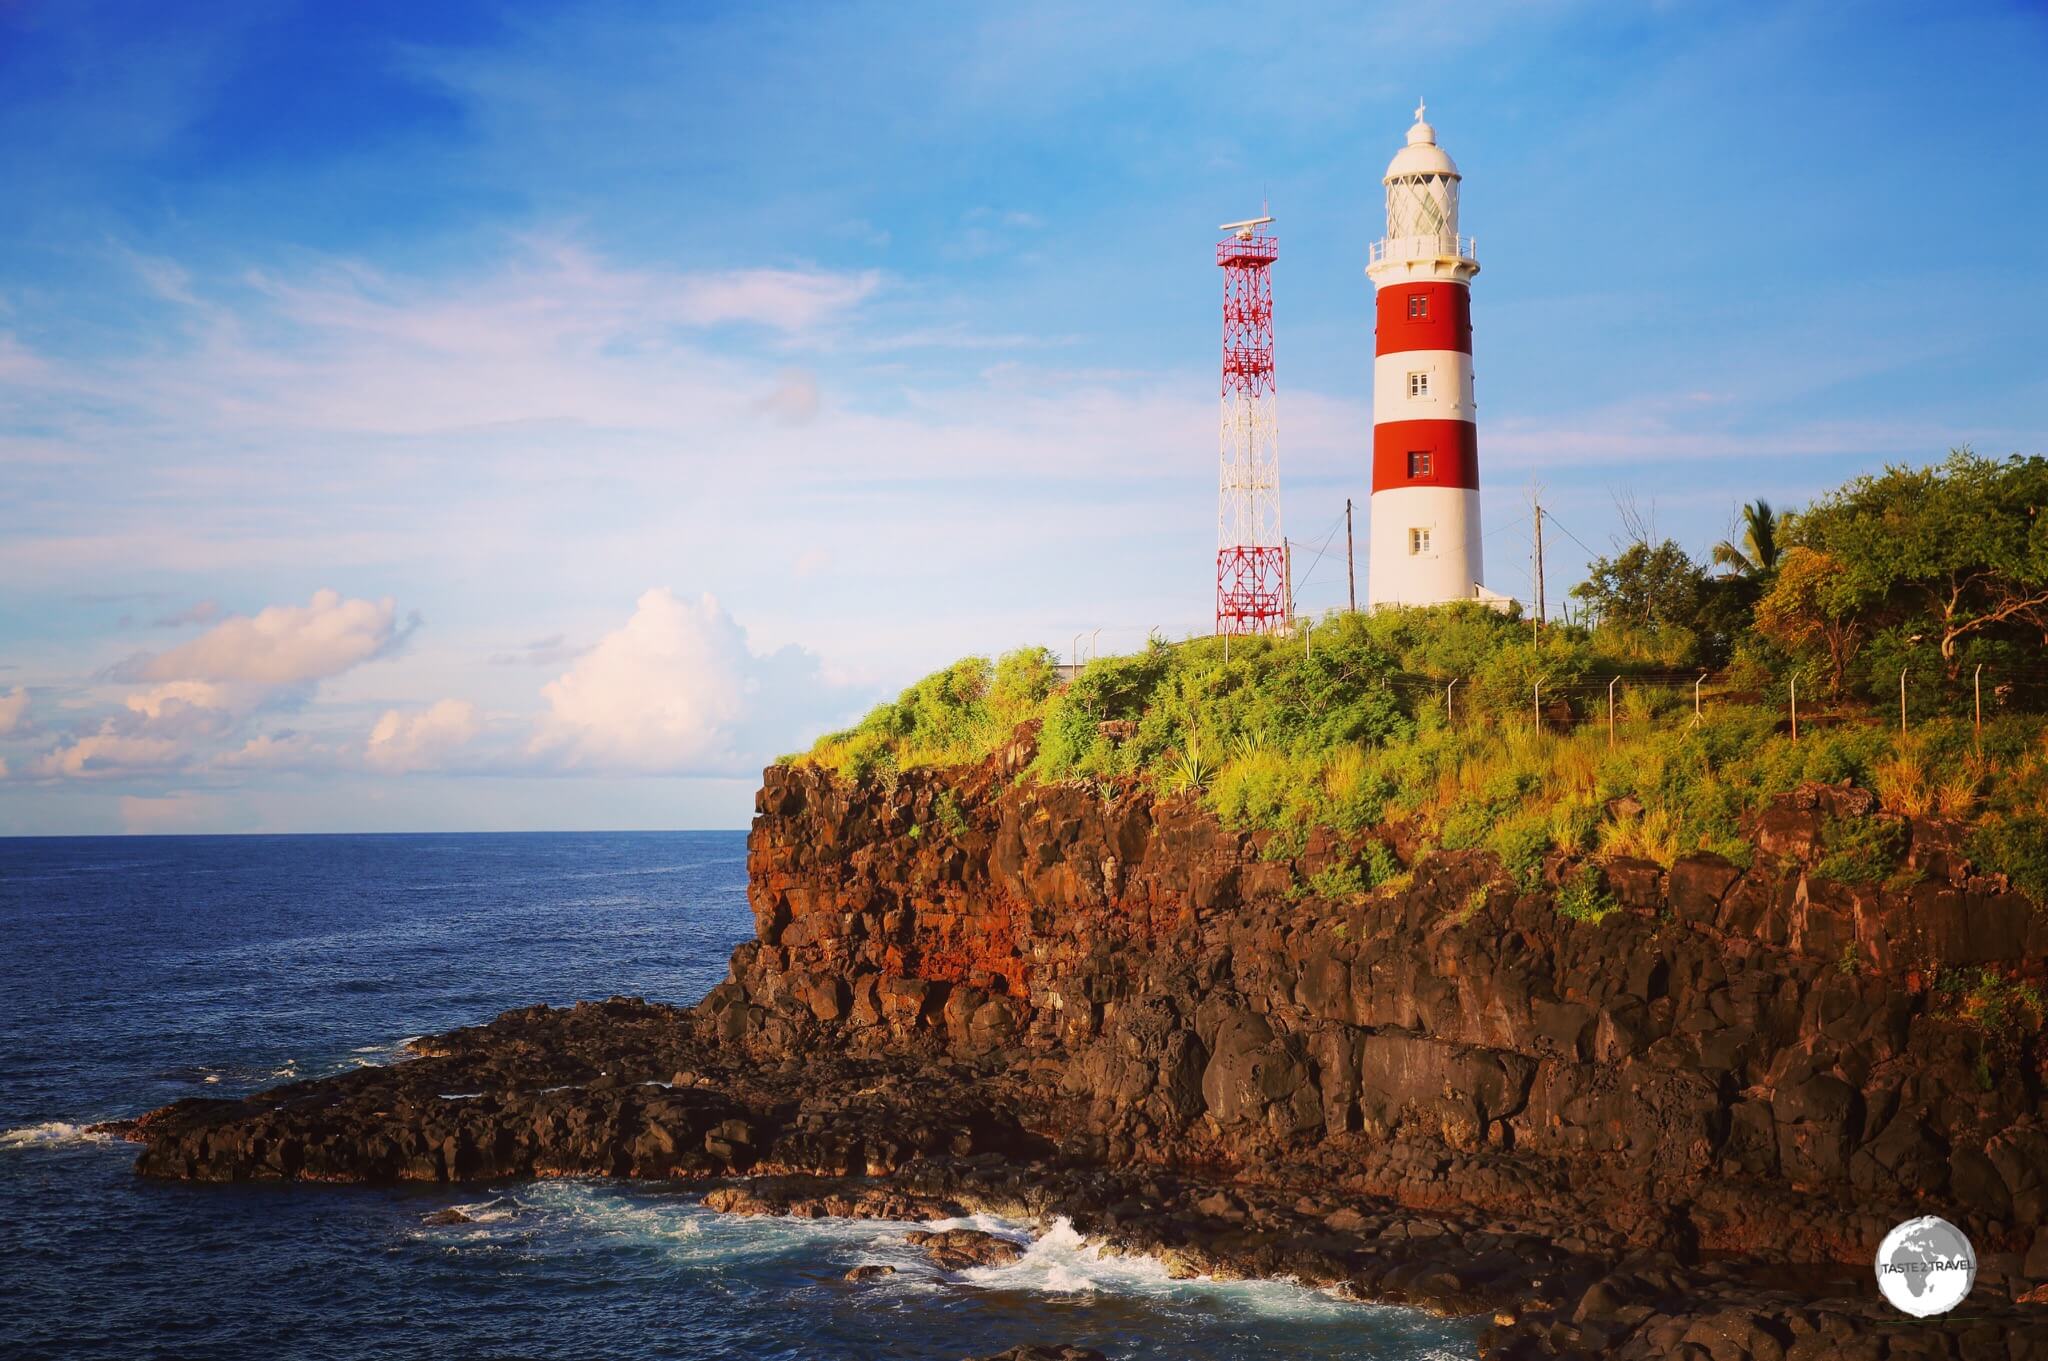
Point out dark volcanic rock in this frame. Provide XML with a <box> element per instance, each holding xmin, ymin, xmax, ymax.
<box><xmin>905</xmin><ymin>1227</ymin><xmax>1026</xmax><ymax>1270</ymax></box>
<box><xmin>120</xmin><ymin>756</ymin><xmax>2048</xmax><ymax>1359</ymax></box>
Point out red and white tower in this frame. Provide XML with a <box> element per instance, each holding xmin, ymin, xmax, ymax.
<box><xmin>1366</xmin><ymin>103</ymin><xmax>1485</xmax><ymax>608</ymax></box>
<box><xmin>1216</xmin><ymin>216</ymin><xmax>1287</xmax><ymax>634</ymax></box>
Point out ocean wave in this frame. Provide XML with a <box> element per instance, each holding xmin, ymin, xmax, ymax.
<box><xmin>1</xmin><ymin>1120</ymin><xmax>115</xmax><ymax>1150</ymax></box>
<box><xmin>945</xmin><ymin>1216</ymin><xmax>1390</xmax><ymax>1322</ymax></box>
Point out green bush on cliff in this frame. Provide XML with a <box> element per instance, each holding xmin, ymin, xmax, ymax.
<box><xmin>793</xmin><ymin>508</ymin><xmax>2048</xmax><ymax>902</ymax></box>
<box><xmin>804</xmin><ymin>646</ymin><xmax>1059</xmax><ymax>779</ymax></box>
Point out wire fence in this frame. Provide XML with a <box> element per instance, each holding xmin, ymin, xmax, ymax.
<box><xmin>1051</xmin><ymin>627</ymin><xmax>2039</xmax><ymax>748</ymax></box>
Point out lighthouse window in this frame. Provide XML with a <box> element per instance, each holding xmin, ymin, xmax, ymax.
<box><xmin>1407</xmin><ymin>294</ymin><xmax>1429</xmax><ymax>319</ymax></box>
<box><xmin>1409</xmin><ymin>527</ymin><xmax>1432</xmax><ymax>555</ymax></box>
<box><xmin>1407</xmin><ymin>450</ymin><xmax>1432</xmax><ymax>478</ymax></box>
<box><xmin>1407</xmin><ymin>371</ymin><xmax>1430</xmax><ymax>398</ymax></box>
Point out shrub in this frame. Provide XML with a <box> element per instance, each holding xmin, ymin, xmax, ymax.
<box><xmin>1307</xmin><ymin>861</ymin><xmax>1370</xmax><ymax>903</ymax></box>
<box><xmin>1811</xmin><ymin>815</ymin><xmax>1906</xmax><ymax>884</ymax></box>
<box><xmin>1557</xmin><ymin>865</ymin><xmax>1620</xmax><ymax>923</ymax></box>
<box><xmin>1932</xmin><ymin>967</ymin><xmax>2047</xmax><ymax>1037</ymax></box>
<box><xmin>1487</xmin><ymin>811</ymin><xmax>1553</xmax><ymax>890</ymax></box>
<box><xmin>1969</xmin><ymin>814</ymin><xmax>2048</xmax><ymax>902</ymax></box>
<box><xmin>1362</xmin><ymin>840</ymin><xmax>1402</xmax><ymax>887</ymax></box>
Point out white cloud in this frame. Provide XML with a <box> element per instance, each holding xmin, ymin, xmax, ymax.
<box><xmin>136</xmin><ymin>589</ymin><xmax>402</xmax><ymax>686</ymax></box>
<box><xmin>365</xmin><ymin>699</ymin><xmax>481</xmax><ymax>773</ymax></box>
<box><xmin>0</xmin><ymin>687</ymin><xmax>27</xmax><ymax>735</ymax></box>
<box><xmin>531</xmin><ymin>588</ymin><xmax>833</xmax><ymax>774</ymax></box>
<box><xmin>123</xmin><ymin>680</ymin><xmax>234</xmax><ymax>720</ymax></box>
<box><xmin>33</xmin><ymin>729</ymin><xmax>186</xmax><ymax>780</ymax></box>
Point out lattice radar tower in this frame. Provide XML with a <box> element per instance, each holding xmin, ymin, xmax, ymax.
<box><xmin>1216</xmin><ymin>217</ymin><xmax>1287</xmax><ymax>634</ymax></box>
<box><xmin>1365</xmin><ymin>103</ymin><xmax>1486</xmax><ymax>608</ymax></box>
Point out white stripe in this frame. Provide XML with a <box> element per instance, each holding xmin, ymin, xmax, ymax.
<box><xmin>1372</xmin><ymin>350</ymin><xmax>1474</xmax><ymax>425</ymax></box>
<box><xmin>1366</xmin><ymin>486</ymin><xmax>1484</xmax><ymax>608</ymax></box>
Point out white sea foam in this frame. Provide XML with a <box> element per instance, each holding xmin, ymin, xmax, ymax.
<box><xmin>1</xmin><ymin>1120</ymin><xmax>114</xmax><ymax>1150</ymax></box>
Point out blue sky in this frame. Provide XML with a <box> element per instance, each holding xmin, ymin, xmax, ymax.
<box><xmin>2</xmin><ymin>0</ymin><xmax>2044</xmax><ymax>834</ymax></box>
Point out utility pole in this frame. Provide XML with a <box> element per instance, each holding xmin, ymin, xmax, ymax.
<box><xmin>1284</xmin><ymin>542</ymin><xmax>1295</xmax><ymax>627</ymax></box>
<box><xmin>1345</xmin><ymin>498</ymin><xmax>1357</xmax><ymax>613</ymax></box>
<box><xmin>1531</xmin><ymin>487</ymin><xmax>1547</xmax><ymax>637</ymax></box>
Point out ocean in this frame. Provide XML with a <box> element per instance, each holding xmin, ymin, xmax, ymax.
<box><xmin>0</xmin><ymin>831</ymin><xmax>1480</xmax><ymax>1360</ymax></box>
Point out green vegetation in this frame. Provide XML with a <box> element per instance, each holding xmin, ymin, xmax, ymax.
<box><xmin>1932</xmin><ymin>967</ymin><xmax>2048</xmax><ymax>1038</ymax></box>
<box><xmin>1811</xmin><ymin>814</ymin><xmax>1906</xmax><ymax>884</ymax></box>
<box><xmin>1556</xmin><ymin>865</ymin><xmax>1620</xmax><ymax>924</ymax></box>
<box><xmin>791</xmin><ymin>453</ymin><xmax>2048</xmax><ymax>897</ymax></box>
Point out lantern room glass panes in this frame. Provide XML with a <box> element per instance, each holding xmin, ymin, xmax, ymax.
<box><xmin>1386</xmin><ymin>174</ymin><xmax>1460</xmax><ymax>245</ymax></box>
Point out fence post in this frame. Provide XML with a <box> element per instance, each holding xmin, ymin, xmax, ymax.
<box><xmin>1304</xmin><ymin>619</ymin><xmax>1312</xmax><ymax>659</ymax></box>
<box><xmin>1974</xmin><ymin>663</ymin><xmax>1984</xmax><ymax>750</ymax></box>
<box><xmin>1608</xmin><ymin>676</ymin><xmax>1619</xmax><ymax>749</ymax></box>
<box><xmin>1899</xmin><ymin>666</ymin><xmax>1908</xmax><ymax>735</ymax></box>
<box><xmin>1090</xmin><ymin>627</ymin><xmax>1102</xmax><ymax>663</ymax></box>
<box><xmin>1533</xmin><ymin>680</ymin><xmax>1542</xmax><ymax>729</ymax></box>
<box><xmin>1446</xmin><ymin>678</ymin><xmax>1458</xmax><ymax>726</ymax></box>
<box><xmin>1790</xmin><ymin>675</ymin><xmax>1799</xmax><ymax>742</ymax></box>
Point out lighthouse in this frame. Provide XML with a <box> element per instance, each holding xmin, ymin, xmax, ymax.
<box><xmin>1365</xmin><ymin>103</ymin><xmax>1486</xmax><ymax>609</ymax></box>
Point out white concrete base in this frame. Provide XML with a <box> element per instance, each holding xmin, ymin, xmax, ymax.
<box><xmin>1366</xmin><ymin>485</ymin><xmax>1484</xmax><ymax>608</ymax></box>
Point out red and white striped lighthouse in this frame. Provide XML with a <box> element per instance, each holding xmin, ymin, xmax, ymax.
<box><xmin>1366</xmin><ymin>102</ymin><xmax>1486</xmax><ymax>608</ymax></box>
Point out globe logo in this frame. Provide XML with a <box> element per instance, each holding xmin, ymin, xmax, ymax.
<box><xmin>1875</xmin><ymin>1215</ymin><xmax>1975</xmax><ymax>1316</ymax></box>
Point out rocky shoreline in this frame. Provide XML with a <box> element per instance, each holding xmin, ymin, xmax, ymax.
<box><xmin>110</xmin><ymin>742</ymin><xmax>2048</xmax><ymax>1357</ymax></box>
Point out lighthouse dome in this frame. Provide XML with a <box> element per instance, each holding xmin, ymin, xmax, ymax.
<box><xmin>1385</xmin><ymin>105</ymin><xmax>1459</xmax><ymax>181</ymax></box>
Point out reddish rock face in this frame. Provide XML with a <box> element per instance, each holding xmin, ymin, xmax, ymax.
<box><xmin>731</xmin><ymin>757</ymin><xmax>2048</xmax><ymax>1271</ymax></box>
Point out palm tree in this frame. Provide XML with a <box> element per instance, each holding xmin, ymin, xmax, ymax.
<box><xmin>1711</xmin><ymin>500</ymin><xmax>1781</xmax><ymax>579</ymax></box>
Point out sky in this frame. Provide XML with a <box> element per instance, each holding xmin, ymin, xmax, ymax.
<box><xmin>2</xmin><ymin>0</ymin><xmax>2045</xmax><ymax>835</ymax></box>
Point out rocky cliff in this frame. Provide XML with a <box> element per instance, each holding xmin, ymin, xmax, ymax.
<box><xmin>727</xmin><ymin>745</ymin><xmax>2047</xmax><ymax>1259</ymax></box>
<box><xmin>121</xmin><ymin>733</ymin><xmax>2048</xmax><ymax>1358</ymax></box>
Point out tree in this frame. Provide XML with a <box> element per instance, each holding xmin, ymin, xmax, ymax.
<box><xmin>1795</xmin><ymin>451</ymin><xmax>2048</xmax><ymax>673</ymax></box>
<box><xmin>1570</xmin><ymin>539</ymin><xmax>1710</xmax><ymax>632</ymax></box>
<box><xmin>1753</xmin><ymin>547</ymin><xmax>1870</xmax><ymax>693</ymax></box>
<box><xmin>1711</xmin><ymin>500</ymin><xmax>1781</xmax><ymax>579</ymax></box>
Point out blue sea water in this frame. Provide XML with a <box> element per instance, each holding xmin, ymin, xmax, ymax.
<box><xmin>0</xmin><ymin>832</ymin><xmax>1480</xmax><ymax>1360</ymax></box>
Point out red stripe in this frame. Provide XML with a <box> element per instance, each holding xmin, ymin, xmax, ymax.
<box><xmin>1372</xmin><ymin>420</ymin><xmax>1478</xmax><ymax>491</ymax></box>
<box><xmin>1375</xmin><ymin>282</ymin><xmax>1470</xmax><ymax>356</ymax></box>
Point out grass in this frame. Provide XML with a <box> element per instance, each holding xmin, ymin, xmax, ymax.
<box><xmin>789</xmin><ymin>605</ymin><xmax>2048</xmax><ymax>898</ymax></box>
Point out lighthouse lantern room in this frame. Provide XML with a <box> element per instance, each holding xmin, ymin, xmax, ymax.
<box><xmin>1365</xmin><ymin>103</ymin><xmax>1487</xmax><ymax>609</ymax></box>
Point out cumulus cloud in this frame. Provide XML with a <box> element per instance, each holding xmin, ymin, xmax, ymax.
<box><xmin>531</xmin><ymin>588</ymin><xmax>833</xmax><ymax>774</ymax></box>
<box><xmin>123</xmin><ymin>680</ymin><xmax>234</xmax><ymax>721</ymax></box>
<box><xmin>131</xmin><ymin>589</ymin><xmax>405</xmax><ymax>686</ymax></box>
<box><xmin>0</xmin><ymin>686</ymin><xmax>27</xmax><ymax>735</ymax></box>
<box><xmin>365</xmin><ymin>699</ymin><xmax>481</xmax><ymax>773</ymax></box>
<box><xmin>33</xmin><ymin>729</ymin><xmax>186</xmax><ymax>780</ymax></box>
